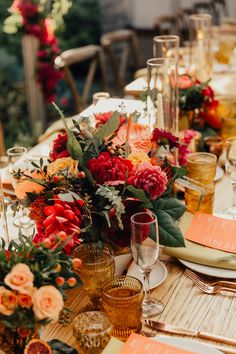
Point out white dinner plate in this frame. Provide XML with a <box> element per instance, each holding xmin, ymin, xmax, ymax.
<box><xmin>127</xmin><ymin>260</ymin><xmax>167</xmax><ymax>290</ymax></box>
<box><xmin>214</xmin><ymin>166</ymin><xmax>224</xmax><ymax>182</ymax></box>
<box><xmin>179</xmin><ymin>259</ymin><xmax>236</xmax><ymax>279</ymax></box>
<box><xmin>155</xmin><ymin>336</ymin><xmax>222</xmax><ymax>353</ymax></box>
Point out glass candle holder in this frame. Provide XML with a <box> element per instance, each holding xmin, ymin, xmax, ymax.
<box><xmin>73</xmin><ymin>243</ymin><xmax>115</xmax><ymax>309</ymax></box>
<box><xmin>102</xmin><ymin>275</ymin><xmax>144</xmax><ymax>342</ymax></box>
<box><xmin>73</xmin><ymin>311</ymin><xmax>112</xmax><ymax>354</ymax></box>
<box><xmin>153</xmin><ymin>35</ymin><xmax>180</xmax><ymax>61</ymax></box>
<box><xmin>185</xmin><ymin>152</ymin><xmax>217</xmax><ymax>214</ymax></box>
<box><xmin>147</xmin><ymin>57</ymin><xmax>178</xmax><ymax>134</ymax></box>
<box><xmin>189</xmin><ymin>14</ymin><xmax>213</xmax><ymax>81</ymax></box>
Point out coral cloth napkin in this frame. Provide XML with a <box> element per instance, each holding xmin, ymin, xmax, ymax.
<box><xmin>163</xmin><ymin>212</ymin><xmax>236</xmax><ymax>270</ymax></box>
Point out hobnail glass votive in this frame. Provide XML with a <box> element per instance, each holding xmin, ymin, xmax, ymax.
<box><xmin>73</xmin><ymin>311</ymin><xmax>112</xmax><ymax>354</ymax></box>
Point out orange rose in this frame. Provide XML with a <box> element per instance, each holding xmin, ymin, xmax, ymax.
<box><xmin>4</xmin><ymin>263</ymin><xmax>34</xmax><ymax>294</ymax></box>
<box><xmin>19</xmin><ymin>293</ymin><xmax>33</xmax><ymax>309</ymax></box>
<box><xmin>0</xmin><ymin>286</ymin><xmax>18</xmax><ymax>315</ymax></box>
<box><xmin>32</xmin><ymin>285</ymin><xmax>64</xmax><ymax>321</ymax></box>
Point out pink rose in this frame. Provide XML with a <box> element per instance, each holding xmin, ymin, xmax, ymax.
<box><xmin>4</xmin><ymin>263</ymin><xmax>34</xmax><ymax>295</ymax></box>
<box><xmin>0</xmin><ymin>286</ymin><xmax>18</xmax><ymax>316</ymax></box>
<box><xmin>32</xmin><ymin>285</ymin><xmax>64</xmax><ymax>321</ymax></box>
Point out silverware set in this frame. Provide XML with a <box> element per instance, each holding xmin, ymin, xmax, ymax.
<box><xmin>184</xmin><ymin>268</ymin><xmax>236</xmax><ymax>294</ymax></box>
<box><xmin>142</xmin><ymin>268</ymin><xmax>236</xmax><ymax>353</ymax></box>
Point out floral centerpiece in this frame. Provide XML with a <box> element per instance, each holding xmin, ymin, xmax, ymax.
<box><xmin>0</xmin><ymin>235</ymin><xmax>80</xmax><ymax>353</ymax></box>
<box><xmin>14</xmin><ymin>108</ymin><xmax>189</xmax><ymax>254</ymax></box>
<box><xmin>178</xmin><ymin>75</ymin><xmax>221</xmax><ymax>131</ymax></box>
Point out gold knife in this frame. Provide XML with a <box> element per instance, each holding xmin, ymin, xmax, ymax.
<box><xmin>145</xmin><ymin>320</ymin><xmax>236</xmax><ymax>346</ymax></box>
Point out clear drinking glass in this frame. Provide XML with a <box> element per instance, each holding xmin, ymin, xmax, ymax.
<box><xmin>73</xmin><ymin>311</ymin><xmax>112</xmax><ymax>354</ymax></box>
<box><xmin>153</xmin><ymin>35</ymin><xmax>180</xmax><ymax>61</ymax></box>
<box><xmin>7</xmin><ymin>147</ymin><xmax>35</xmax><ymax>232</ymax></box>
<box><xmin>225</xmin><ymin>137</ymin><xmax>236</xmax><ymax>218</ymax></box>
<box><xmin>147</xmin><ymin>57</ymin><xmax>178</xmax><ymax>134</ymax></box>
<box><xmin>130</xmin><ymin>211</ymin><xmax>164</xmax><ymax>318</ymax></box>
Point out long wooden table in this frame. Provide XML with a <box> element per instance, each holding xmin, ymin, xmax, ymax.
<box><xmin>41</xmin><ymin>172</ymin><xmax>236</xmax><ymax>353</ymax></box>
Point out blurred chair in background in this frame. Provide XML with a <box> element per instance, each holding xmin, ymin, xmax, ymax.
<box><xmin>154</xmin><ymin>15</ymin><xmax>178</xmax><ymax>36</ymax></box>
<box><xmin>101</xmin><ymin>29</ymin><xmax>141</xmax><ymax>94</ymax></box>
<box><xmin>55</xmin><ymin>45</ymin><xmax>108</xmax><ymax>113</ymax></box>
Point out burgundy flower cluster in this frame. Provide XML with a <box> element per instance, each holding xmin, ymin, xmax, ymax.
<box><xmin>11</xmin><ymin>0</ymin><xmax>63</xmax><ymax>102</ymax></box>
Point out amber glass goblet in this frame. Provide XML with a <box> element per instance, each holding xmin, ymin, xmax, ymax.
<box><xmin>73</xmin><ymin>243</ymin><xmax>115</xmax><ymax>309</ymax></box>
<box><xmin>102</xmin><ymin>275</ymin><xmax>144</xmax><ymax>341</ymax></box>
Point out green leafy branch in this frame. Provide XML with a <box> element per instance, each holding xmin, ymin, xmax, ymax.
<box><xmin>96</xmin><ymin>185</ymin><xmax>125</xmax><ymax>230</ymax></box>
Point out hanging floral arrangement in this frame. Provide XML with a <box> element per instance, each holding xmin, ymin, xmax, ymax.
<box><xmin>3</xmin><ymin>0</ymin><xmax>72</xmax><ymax>103</ymax></box>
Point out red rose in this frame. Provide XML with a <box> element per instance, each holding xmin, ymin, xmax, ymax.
<box><xmin>88</xmin><ymin>152</ymin><xmax>133</xmax><ymax>184</ymax></box>
<box><xmin>129</xmin><ymin>162</ymin><xmax>168</xmax><ymax>200</ymax></box>
<box><xmin>94</xmin><ymin>111</ymin><xmax>127</xmax><ymax>128</ymax></box>
<box><xmin>49</xmin><ymin>133</ymin><xmax>70</xmax><ymax>162</ymax></box>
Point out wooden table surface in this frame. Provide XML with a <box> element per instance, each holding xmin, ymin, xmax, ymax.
<box><xmin>41</xmin><ymin>172</ymin><xmax>236</xmax><ymax>353</ymax></box>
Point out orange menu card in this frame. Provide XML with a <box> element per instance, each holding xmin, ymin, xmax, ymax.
<box><xmin>119</xmin><ymin>333</ymin><xmax>196</xmax><ymax>354</ymax></box>
<box><xmin>185</xmin><ymin>213</ymin><xmax>236</xmax><ymax>253</ymax></box>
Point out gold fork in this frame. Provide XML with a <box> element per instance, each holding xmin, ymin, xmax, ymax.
<box><xmin>185</xmin><ymin>269</ymin><xmax>236</xmax><ymax>288</ymax></box>
<box><xmin>184</xmin><ymin>269</ymin><xmax>236</xmax><ymax>294</ymax></box>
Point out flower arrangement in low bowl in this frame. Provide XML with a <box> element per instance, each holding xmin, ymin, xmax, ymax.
<box><xmin>13</xmin><ymin>108</ymin><xmax>191</xmax><ymax>254</ymax></box>
<box><xmin>0</xmin><ymin>235</ymin><xmax>80</xmax><ymax>353</ymax></box>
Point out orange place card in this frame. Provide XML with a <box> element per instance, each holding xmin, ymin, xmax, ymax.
<box><xmin>119</xmin><ymin>333</ymin><xmax>196</xmax><ymax>354</ymax></box>
<box><xmin>185</xmin><ymin>213</ymin><xmax>236</xmax><ymax>253</ymax></box>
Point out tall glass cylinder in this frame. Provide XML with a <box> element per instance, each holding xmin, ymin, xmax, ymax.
<box><xmin>189</xmin><ymin>14</ymin><xmax>213</xmax><ymax>81</ymax></box>
<box><xmin>147</xmin><ymin>58</ymin><xmax>178</xmax><ymax>135</ymax></box>
<box><xmin>153</xmin><ymin>35</ymin><xmax>180</xmax><ymax>62</ymax></box>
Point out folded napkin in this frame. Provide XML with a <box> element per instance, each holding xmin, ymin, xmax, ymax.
<box><xmin>163</xmin><ymin>212</ymin><xmax>236</xmax><ymax>270</ymax></box>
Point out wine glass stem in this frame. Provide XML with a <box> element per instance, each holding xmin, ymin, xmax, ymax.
<box><xmin>232</xmin><ymin>182</ymin><xmax>236</xmax><ymax>210</ymax></box>
<box><xmin>143</xmin><ymin>271</ymin><xmax>151</xmax><ymax>304</ymax></box>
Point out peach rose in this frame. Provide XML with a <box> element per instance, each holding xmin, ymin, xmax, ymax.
<box><xmin>32</xmin><ymin>285</ymin><xmax>64</xmax><ymax>321</ymax></box>
<box><xmin>0</xmin><ymin>286</ymin><xmax>18</xmax><ymax>316</ymax></box>
<box><xmin>4</xmin><ymin>263</ymin><xmax>34</xmax><ymax>294</ymax></box>
<box><xmin>19</xmin><ymin>293</ymin><xmax>33</xmax><ymax>309</ymax></box>
<box><xmin>127</xmin><ymin>151</ymin><xmax>150</xmax><ymax>166</ymax></box>
<box><xmin>47</xmin><ymin>157</ymin><xmax>78</xmax><ymax>177</ymax></box>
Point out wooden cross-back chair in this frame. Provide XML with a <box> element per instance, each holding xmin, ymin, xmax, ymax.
<box><xmin>100</xmin><ymin>29</ymin><xmax>141</xmax><ymax>93</ymax></box>
<box><xmin>154</xmin><ymin>15</ymin><xmax>178</xmax><ymax>36</ymax></box>
<box><xmin>55</xmin><ymin>45</ymin><xmax>108</xmax><ymax>113</ymax></box>
<box><xmin>193</xmin><ymin>1</ymin><xmax>215</xmax><ymax>19</ymax></box>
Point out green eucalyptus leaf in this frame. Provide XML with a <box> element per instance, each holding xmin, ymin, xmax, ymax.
<box><xmin>155</xmin><ymin>210</ymin><xmax>185</xmax><ymax>247</ymax></box>
<box><xmin>67</xmin><ymin>132</ymin><xmax>83</xmax><ymax>165</ymax></box>
<box><xmin>126</xmin><ymin>185</ymin><xmax>152</xmax><ymax>209</ymax></box>
<box><xmin>95</xmin><ymin>111</ymin><xmax>120</xmax><ymax>140</ymax></box>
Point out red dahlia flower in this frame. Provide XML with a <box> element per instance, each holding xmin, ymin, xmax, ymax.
<box><xmin>128</xmin><ymin>162</ymin><xmax>168</xmax><ymax>200</ymax></box>
<box><xmin>88</xmin><ymin>152</ymin><xmax>133</xmax><ymax>185</ymax></box>
<box><xmin>49</xmin><ymin>133</ymin><xmax>69</xmax><ymax>161</ymax></box>
<box><xmin>33</xmin><ymin>196</ymin><xmax>84</xmax><ymax>254</ymax></box>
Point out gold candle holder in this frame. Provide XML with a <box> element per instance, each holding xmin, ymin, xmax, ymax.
<box><xmin>73</xmin><ymin>311</ymin><xmax>112</xmax><ymax>354</ymax></box>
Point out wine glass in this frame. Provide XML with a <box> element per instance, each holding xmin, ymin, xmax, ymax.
<box><xmin>130</xmin><ymin>211</ymin><xmax>164</xmax><ymax>317</ymax></box>
<box><xmin>225</xmin><ymin>137</ymin><xmax>236</xmax><ymax>218</ymax></box>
